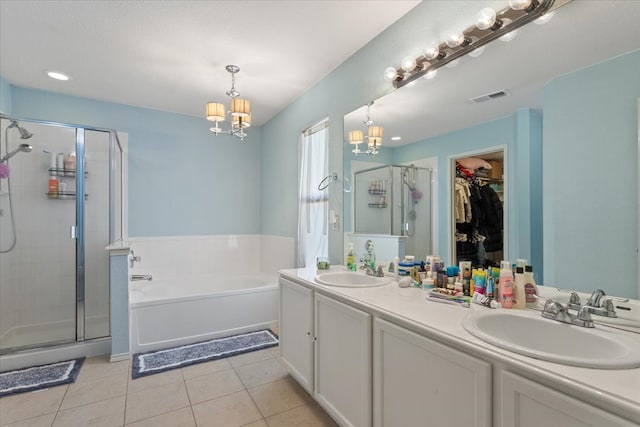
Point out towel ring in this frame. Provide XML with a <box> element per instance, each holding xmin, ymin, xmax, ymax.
<box><xmin>318</xmin><ymin>173</ymin><xmax>352</xmax><ymax>192</ymax></box>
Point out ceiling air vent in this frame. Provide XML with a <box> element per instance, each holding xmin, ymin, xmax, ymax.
<box><xmin>470</xmin><ymin>89</ymin><xmax>510</xmax><ymax>104</ymax></box>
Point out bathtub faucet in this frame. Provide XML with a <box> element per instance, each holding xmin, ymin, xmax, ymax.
<box><xmin>130</xmin><ymin>274</ymin><xmax>153</xmax><ymax>281</ymax></box>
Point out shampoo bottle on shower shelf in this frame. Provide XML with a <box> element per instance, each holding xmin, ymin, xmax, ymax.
<box><xmin>48</xmin><ymin>176</ymin><xmax>59</xmax><ymax>198</ymax></box>
<box><xmin>346</xmin><ymin>243</ymin><xmax>356</xmax><ymax>271</ymax></box>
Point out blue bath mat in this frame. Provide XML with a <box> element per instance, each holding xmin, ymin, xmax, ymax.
<box><xmin>132</xmin><ymin>329</ymin><xmax>279</xmax><ymax>379</ymax></box>
<box><xmin>0</xmin><ymin>358</ymin><xmax>84</xmax><ymax>398</ymax></box>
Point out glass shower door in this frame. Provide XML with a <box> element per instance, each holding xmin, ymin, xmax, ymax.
<box><xmin>0</xmin><ymin>120</ymin><xmax>78</xmax><ymax>352</ymax></box>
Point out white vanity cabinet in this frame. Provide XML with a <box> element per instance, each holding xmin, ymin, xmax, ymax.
<box><xmin>499</xmin><ymin>371</ymin><xmax>638</xmax><ymax>427</ymax></box>
<box><xmin>279</xmin><ymin>278</ymin><xmax>372</xmax><ymax>427</ymax></box>
<box><xmin>279</xmin><ymin>278</ymin><xmax>314</xmax><ymax>392</ymax></box>
<box><xmin>373</xmin><ymin>318</ymin><xmax>492</xmax><ymax>427</ymax></box>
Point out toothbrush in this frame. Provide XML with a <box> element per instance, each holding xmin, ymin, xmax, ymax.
<box><xmin>427</xmin><ymin>294</ymin><xmax>470</xmax><ymax>308</ymax></box>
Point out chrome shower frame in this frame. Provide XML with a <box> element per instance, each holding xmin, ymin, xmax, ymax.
<box><xmin>0</xmin><ymin>113</ymin><xmax>124</xmax><ymax>355</ymax></box>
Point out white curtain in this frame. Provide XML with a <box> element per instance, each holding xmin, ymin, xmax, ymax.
<box><xmin>297</xmin><ymin>120</ymin><xmax>329</xmax><ymax>268</ymax></box>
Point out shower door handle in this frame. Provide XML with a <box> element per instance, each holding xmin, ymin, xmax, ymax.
<box><xmin>70</xmin><ymin>225</ymin><xmax>78</xmax><ymax>239</ymax></box>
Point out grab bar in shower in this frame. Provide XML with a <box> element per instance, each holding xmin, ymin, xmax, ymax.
<box><xmin>130</xmin><ymin>274</ymin><xmax>152</xmax><ymax>281</ymax></box>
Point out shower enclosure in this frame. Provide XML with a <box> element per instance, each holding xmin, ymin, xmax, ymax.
<box><xmin>353</xmin><ymin>165</ymin><xmax>432</xmax><ymax>259</ymax></box>
<box><xmin>0</xmin><ymin>116</ymin><xmax>124</xmax><ymax>356</ymax></box>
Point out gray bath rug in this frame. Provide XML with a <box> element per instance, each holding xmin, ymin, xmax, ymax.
<box><xmin>132</xmin><ymin>329</ymin><xmax>279</xmax><ymax>379</ymax></box>
<box><xmin>0</xmin><ymin>358</ymin><xmax>84</xmax><ymax>398</ymax></box>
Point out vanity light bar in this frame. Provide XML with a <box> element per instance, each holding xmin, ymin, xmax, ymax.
<box><xmin>390</xmin><ymin>0</ymin><xmax>560</xmax><ymax>89</ymax></box>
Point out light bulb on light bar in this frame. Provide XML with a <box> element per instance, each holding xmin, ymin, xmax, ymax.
<box><xmin>423</xmin><ymin>42</ymin><xmax>442</xmax><ymax>61</ymax></box>
<box><xmin>444</xmin><ymin>30</ymin><xmax>466</xmax><ymax>48</ymax></box>
<box><xmin>383</xmin><ymin>67</ymin><xmax>398</xmax><ymax>81</ymax></box>
<box><xmin>508</xmin><ymin>0</ymin><xmax>532</xmax><ymax>10</ymax></box>
<box><xmin>476</xmin><ymin>8</ymin><xmax>497</xmax><ymax>30</ymax></box>
<box><xmin>401</xmin><ymin>56</ymin><xmax>417</xmax><ymax>72</ymax></box>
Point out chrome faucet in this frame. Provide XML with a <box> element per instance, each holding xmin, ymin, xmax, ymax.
<box><xmin>567</xmin><ymin>289</ymin><xmax>624</xmax><ymax>318</ymax></box>
<box><xmin>360</xmin><ymin>263</ymin><xmax>385</xmax><ymax>277</ymax></box>
<box><xmin>542</xmin><ymin>298</ymin><xmax>594</xmax><ymax>328</ymax></box>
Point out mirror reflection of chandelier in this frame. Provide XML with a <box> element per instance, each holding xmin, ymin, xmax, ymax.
<box><xmin>205</xmin><ymin>65</ymin><xmax>251</xmax><ymax>141</ymax></box>
<box><xmin>348</xmin><ymin>101</ymin><xmax>383</xmax><ymax>157</ymax></box>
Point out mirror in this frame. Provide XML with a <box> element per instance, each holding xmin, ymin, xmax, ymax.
<box><xmin>343</xmin><ymin>2</ymin><xmax>640</xmax><ymax>298</ymax></box>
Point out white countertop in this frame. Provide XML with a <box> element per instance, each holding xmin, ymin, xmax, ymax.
<box><xmin>280</xmin><ymin>267</ymin><xmax>640</xmax><ymax>423</ymax></box>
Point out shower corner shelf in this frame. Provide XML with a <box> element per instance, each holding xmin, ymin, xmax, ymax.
<box><xmin>48</xmin><ymin>168</ymin><xmax>88</xmax><ymax>177</ymax></box>
<box><xmin>47</xmin><ymin>192</ymin><xmax>88</xmax><ymax>200</ymax></box>
<box><xmin>368</xmin><ymin>203</ymin><xmax>387</xmax><ymax>208</ymax></box>
<box><xmin>368</xmin><ymin>189</ymin><xmax>386</xmax><ymax>195</ymax></box>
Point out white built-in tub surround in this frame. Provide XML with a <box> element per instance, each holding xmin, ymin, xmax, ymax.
<box><xmin>128</xmin><ymin>235</ymin><xmax>294</xmax><ymax>353</ymax></box>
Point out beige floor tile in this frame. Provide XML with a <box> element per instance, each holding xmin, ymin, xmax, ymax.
<box><xmin>248</xmin><ymin>377</ymin><xmax>312</xmax><ymax>418</ymax></box>
<box><xmin>0</xmin><ymin>387</ymin><xmax>67</xmax><ymax>425</ymax></box>
<box><xmin>233</xmin><ymin>358</ymin><xmax>288</xmax><ymax>389</ymax></box>
<box><xmin>228</xmin><ymin>349</ymin><xmax>274</xmax><ymax>368</ymax></box>
<box><xmin>241</xmin><ymin>420</ymin><xmax>268</xmax><ymax>427</ymax></box>
<box><xmin>125</xmin><ymin>380</ymin><xmax>190</xmax><ymax>424</ymax></box>
<box><xmin>185</xmin><ymin>369</ymin><xmax>244</xmax><ymax>404</ymax></box>
<box><xmin>127</xmin><ymin>368</ymin><xmax>183</xmax><ymax>394</ymax></box>
<box><xmin>124</xmin><ymin>407</ymin><xmax>195</xmax><ymax>427</ymax></box>
<box><xmin>76</xmin><ymin>357</ymin><xmax>129</xmax><ymax>383</ymax></box>
<box><xmin>60</xmin><ymin>374</ymin><xmax>127</xmax><ymax>410</ymax></box>
<box><xmin>181</xmin><ymin>358</ymin><xmax>231</xmax><ymax>380</ymax></box>
<box><xmin>52</xmin><ymin>396</ymin><xmax>125</xmax><ymax>427</ymax></box>
<box><xmin>191</xmin><ymin>390</ymin><xmax>262</xmax><ymax>427</ymax></box>
<box><xmin>1</xmin><ymin>413</ymin><xmax>55</xmax><ymax>427</ymax></box>
<box><xmin>265</xmin><ymin>403</ymin><xmax>338</xmax><ymax>427</ymax></box>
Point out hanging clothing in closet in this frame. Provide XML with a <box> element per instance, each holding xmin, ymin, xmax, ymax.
<box><xmin>455</xmin><ymin>163</ymin><xmax>503</xmax><ymax>266</ymax></box>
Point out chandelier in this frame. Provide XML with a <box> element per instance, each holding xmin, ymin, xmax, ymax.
<box><xmin>348</xmin><ymin>101</ymin><xmax>383</xmax><ymax>157</ymax></box>
<box><xmin>205</xmin><ymin>65</ymin><xmax>251</xmax><ymax>140</ymax></box>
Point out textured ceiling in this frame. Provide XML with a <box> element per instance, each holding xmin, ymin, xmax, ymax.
<box><xmin>0</xmin><ymin>0</ymin><xmax>420</xmax><ymax>126</ymax></box>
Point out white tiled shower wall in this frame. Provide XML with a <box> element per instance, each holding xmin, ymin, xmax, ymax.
<box><xmin>128</xmin><ymin>234</ymin><xmax>295</xmax><ymax>281</ymax></box>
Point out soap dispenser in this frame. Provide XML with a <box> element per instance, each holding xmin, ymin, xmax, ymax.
<box><xmin>346</xmin><ymin>243</ymin><xmax>356</xmax><ymax>271</ymax></box>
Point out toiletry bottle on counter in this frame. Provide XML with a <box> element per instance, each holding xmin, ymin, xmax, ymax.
<box><xmin>499</xmin><ymin>260</ymin><xmax>514</xmax><ymax>308</ymax></box>
<box><xmin>514</xmin><ymin>267</ymin><xmax>526</xmax><ymax>309</ymax></box>
<box><xmin>422</xmin><ymin>271</ymin><xmax>434</xmax><ymax>290</ymax></box>
<box><xmin>524</xmin><ymin>266</ymin><xmax>539</xmax><ymax>309</ymax></box>
<box><xmin>346</xmin><ymin>243</ymin><xmax>356</xmax><ymax>271</ymax></box>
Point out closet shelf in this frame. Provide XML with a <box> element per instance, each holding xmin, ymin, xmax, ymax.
<box><xmin>368</xmin><ymin>189</ymin><xmax>386</xmax><ymax>195</ymax></box>
<box><xmin>368</xmin><ymin>203</ymin><xmax>387</xmax><ymax>208</ymax></box>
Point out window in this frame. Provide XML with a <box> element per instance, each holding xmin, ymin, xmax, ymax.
<box><xmin>297</xmin><ymin>119</ymin><xmax>329</xmax><ymax>268</ymax></box>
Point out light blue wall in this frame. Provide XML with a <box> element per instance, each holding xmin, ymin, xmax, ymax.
<box><xmin>543</xmin><ymin>50</ymin><xmax>640</xmax><ymax>298</ymax></box>
<box><xmin>0</xmin><ymin>75</ymin><xmax>12</xmax><ymax>115</ymax></box>
<box><xmin>9</xmin><ymin>86</ymin><xmax>262</xmax><ymax>237</ymax></box>
<box><xmin>392</xmin><ymin>110</ymin><xmax>543</xmax><ymax>270</ymax></box>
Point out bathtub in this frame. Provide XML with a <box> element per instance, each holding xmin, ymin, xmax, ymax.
<box><xmin>129</xmin><ymin>274</ymin><xmax>279</xmax><ymax>354</ymax></box>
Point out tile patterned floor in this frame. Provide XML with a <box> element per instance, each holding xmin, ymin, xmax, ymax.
<box><xmin>0</xmin><ymin>345</ymin><xmax>338</xmax><ymax>427</ymax></box>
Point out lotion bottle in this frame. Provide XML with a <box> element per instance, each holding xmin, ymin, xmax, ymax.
<box><xmin>524</xmin><ymin>265</ymin><xmax>539</xmax><ymax>309</ymax></box>
<box><xmin>499</xmin><ymin>260</ymin><xmax>514</xmax><ymax>308</ymax></box>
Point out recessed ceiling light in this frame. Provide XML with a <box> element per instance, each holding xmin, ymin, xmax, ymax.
<box><xmin>391</xmin><ymin>136</ymin><xmax>402</xmax><ymax>141</ymax></box>
<box><xmin>46</xmin><ymin>70</ymin><xmax>70</xmax><ymax>81</ymax></box>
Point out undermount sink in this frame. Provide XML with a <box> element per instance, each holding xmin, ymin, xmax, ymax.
<box><xmin>315</xmin><ymin>271</ymin><xmax>392</xmax><ymax>288</ymax></box>
<box><xmin>462</xmin><ymin>310</ymin><xmax>640</xmax><ymax>369</ymax></box>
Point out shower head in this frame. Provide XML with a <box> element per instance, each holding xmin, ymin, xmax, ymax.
<box><xmin>1</xmin><ymin>144</ymin><xmax>32</xmax><ymax>162</ymax></box>
<box><xmin>8</xmin><ymin>120</ymin><xmax>33</xmax><ymax>139</ymax></box>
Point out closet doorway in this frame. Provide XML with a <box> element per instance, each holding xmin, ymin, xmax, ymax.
<box><xmin>450</xmin><ymin>148</ymin><xmax>506</xmax><ymax>267</ymax></box>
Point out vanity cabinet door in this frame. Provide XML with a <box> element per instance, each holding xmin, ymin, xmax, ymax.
<box><xmin>279</xmin><ymin>278</ymin><xmax>314</xmax><ymax>393</ymax></box>
<box><xmin>500</xmin><ymin>371</ymin><xmax>638</xmax><ymax>427</ymax></box>
<box><xmin>373</xmin><ymin>318</ymin><xmax>491</xmax><ymax>427</ymax></box>
<box><xmin>314</xmin><ymin>293</ymin><xmax>372</xmax><ymax>427</ymax></box>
